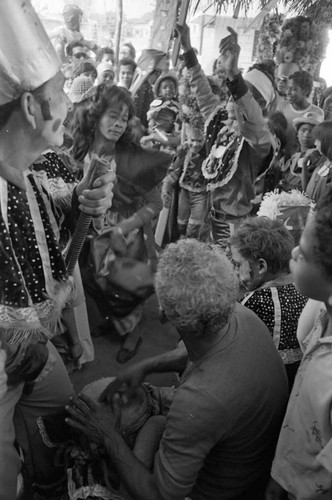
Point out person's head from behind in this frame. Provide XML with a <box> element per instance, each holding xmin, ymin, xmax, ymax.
<box><xmin>313</xmin><ymin>121</ymin><xmax>332</xmax><ymax>161</ymax></box>
<box><xmin>185</xmin><ymin>123</ymin><xmax>205</xmax><ymax>153</ymax></box>
<box><xmin>268</xmin><ymin>111</ymin><xmax>288</xmax><ymax>156</ymax></box>
<box><xmin>118</xmin><ymin>58</ymin><xmax>137</xmax><ymax>89</ymax></box>
<box><xmin>154</xmin><ymin>107</ymin><xmax>176</xmax><ymax>133</ymax></box>
<box><xmin>293</xmin><ymin>111</ymin><xmax>324</xmax><ymax>152</ymax></box>
<box><xmin>120</xmin><ymin>42</ymin><xmax>136</xmax><ymax>61</ymax></box>
<box><xmin>66</xmin><ymin>41</ymin><xmax>88</xmax><ymax>64</ymax></box>
<box><xmin>72</xmin><ymin>83</ymin><xmax>134</xmax><ymax>159</ymax></box>
<box><xmin>287</xmin><ymin>71</ymin><xmax>313</xmax><ymax>105</ymax></box>
<box><xmin>73</xmin><ymin>60</ymin><xmax>97</xmax><ymax>81</ymax></box>
<box><xmin>96</xmin><ymin>62</ymin><xmax>115</xmax><ymax>85</ymax></box>
<box><xmin>290</xmin><ymin>189</ymin><xmax>332</xmax><ymax>303</ymax></box>
<box><xmin>230</xmin><ymin>217</ymin><xmax>294</xmax><ymax>293</ymax></box>
<box><xmin>155</xmin><ymin>239</ymin><xmax>238</xmax><ymax>337</ymax></box>
<box><xmin>96</xmin><ymin>46</ymin><xmax>115</xmax><ymax>65</ymax></box>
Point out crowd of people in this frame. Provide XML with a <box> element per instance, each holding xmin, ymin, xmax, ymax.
<box><xmin>1</xmin><ymin>1</ymin><xmax>332</xmax><ymax>499</ymax></box>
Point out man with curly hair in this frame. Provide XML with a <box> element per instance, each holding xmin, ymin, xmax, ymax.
<box><xmin>67</xmin><ymin>239</ymin><xmax>288</xmax><ymax>500</ymax></box>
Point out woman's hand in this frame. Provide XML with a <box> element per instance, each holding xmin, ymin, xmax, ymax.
<box><xmin>66</xmin><ymin>393</ymin><xmax>121</xmax><ymax>446</ymax></box>
<box><xmin>76</xmin><ymin>169</ymin><xmax>116</xmax><ymax>217</ymax></box>
<box><xmin>218</xmin><ymin>27</ymin><xmax>241</xmax><ymax>80</ymax></box>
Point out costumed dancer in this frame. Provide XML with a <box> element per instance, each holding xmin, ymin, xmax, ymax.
<box><xmin>176</xmin><ymin>24</ymin><xmax>278</xmax><ymax>248</ymax></box>
<box><xmin>0</xmin><ymin>1</ymin><xmax>114</xmax><ymax>497</ymax></box>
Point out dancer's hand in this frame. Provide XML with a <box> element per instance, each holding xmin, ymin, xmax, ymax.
<box><xmin>218</xmin><ymin>27</ymin><xmax>241</xmax><ymax>80</ymax></box>
<box><xmin>175</xmin><ymin>23</ymin><xmax>192</xmax><ymax>53</ymax></box>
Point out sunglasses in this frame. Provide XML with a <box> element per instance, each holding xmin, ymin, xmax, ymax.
<box><xmin>73</xmin><ymin>52</ymin><xmax>87</xmax><ymax>59</ymax></box>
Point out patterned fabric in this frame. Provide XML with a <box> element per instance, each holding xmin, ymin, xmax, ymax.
<box><xmin>271</xmin><ymin>310</ymin><xmax>332</xmax><ymax>498</ymax></box>
<box><xmin>178</xmin><ymin>144</ymin><xmax>207</xmax><ymax>193</ymax></box>
<box><xmin>242</xmin><ymin>281</ymin><xmax>308</xmax><ymax>364</ymax></box>
<box><xmin>0</xmin><ymin>160</ymin><xmax>73</xmax><ymax>344</ymax></box>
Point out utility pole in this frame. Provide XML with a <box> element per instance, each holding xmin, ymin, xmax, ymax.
<box><xmin>114</xmin><ymin>0</ymin><xmax>123</xmax><ymax>67</ymax></box>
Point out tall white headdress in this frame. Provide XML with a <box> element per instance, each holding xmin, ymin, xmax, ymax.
<box><xmin>0</xmin><ymin>0</ymin><xmax>61</xmax><ymax>105</ymax></box>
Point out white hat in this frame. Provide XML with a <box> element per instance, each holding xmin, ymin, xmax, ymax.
<box><xmin>97</xmin><ymin>62</ymin><xmax>115</xmax><ymax>78</ymax></box>
<box><xmin>244</xmin><ymin>68</ymin><xmax>276</xmax><ymax>107</ymax></box>
<box><xmin>0</xmin><ymin>0</ymin><xmax>60</xmax><ymax>105</ymax></box>
<box><xmin>293</xmin><ymin>110</ymin><xmax>324</xmax><ymax>130</ymax></box>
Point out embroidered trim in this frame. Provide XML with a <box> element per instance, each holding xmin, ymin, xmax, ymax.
<box><xmin>271</xmin><ymin>287</ymin><xmax>282</xmax><ymax>350</ymax></box>
<box><xmin>36</xmin><ymin>417</ymin><xmax>57</xmax><ymax>448</ymax></box>
<box><xmin>205</xmin><ymin>136</ymin><xmax>245</xmax><ymax>191</ymax></box>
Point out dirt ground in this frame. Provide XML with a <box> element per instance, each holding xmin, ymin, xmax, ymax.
<box><xmin>70</xmin><ymin>293</ymin><xmax>180</xmax><ymax>393</ymax></box>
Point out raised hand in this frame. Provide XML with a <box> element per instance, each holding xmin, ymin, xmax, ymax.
<box><xmin>218</xmin><ymin>27</ymin><xmax>241</xmax><ymax>79</ymax></box>
<box><xmin>175</xmin><ymin>23</ymin><xmax>192</xmax><ymax>53</ymax></box>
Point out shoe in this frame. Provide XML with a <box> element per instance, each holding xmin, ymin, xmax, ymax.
<box><xmin>116</xmin><ymin>336</ymin><xmax>143</xmax><ymax>364</ymax></box>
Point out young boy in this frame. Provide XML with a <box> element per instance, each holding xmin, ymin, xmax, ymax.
<box><xmin>281</xmin><ymin>110</ymin><xmax>324</xmax><ymax>191</ymax></box>
<box><xmin>277</xmin><ymin>71</ymin><xmax>324</xmax><ymax>136</ymax></box>
<box><xmin>142</xmin><ymin>73</ymin><xmax>180</xmax><ymax>153</ymax></box>
<box><xmin>230</xmin><ymin>217</ymin><xmax>308</xmax><ymax>389</ymax></box>
<box><xmin>266</xmin><ymin>191</ymin><xmax>332</xmax><ymax>499</ymax></box>
<box><xmin>118</xmin><ymin>57</ymin><xmax>137</xmax><ymax>89</ymax></box>
<box><xmin>161</xmin><ymin>123</ymin><xmax>208</xmax><ymax>238</ymax></box>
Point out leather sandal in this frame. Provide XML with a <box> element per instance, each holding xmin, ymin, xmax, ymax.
<box><xmin>116</xmin><ymin>336</ymin><xmax>143</xmax><ymax>364</ymax></box>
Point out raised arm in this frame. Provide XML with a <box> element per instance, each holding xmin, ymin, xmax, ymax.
<box><xmin>176</xmin><ymin>23</ymin><xmax>220</xmax><ymax>121</ymax></box>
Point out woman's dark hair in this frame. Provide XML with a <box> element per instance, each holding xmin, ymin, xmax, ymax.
<box><xmin>289</xmin><ymin>71</ymin><xmax>313</xmax><ymax>97</ymax></box>
<box><xmin>96</xmin><ymin>46</ymin><xmax>114</xmax><ymax>64</ymax></box>
<box><xmin>313</xmin><ymin>121</ymin><xmax>332</xmax><ymax>161</ymax></box>
<box><xmin>268</xmin><ymin>111</ymin><xmax>288</xmax><ymax>151</ymax></box>
<box><xmin>71</xmin><ymin>83</ymin><xmax>135</xmax><ymax>161</ymax></box>
<box><xmin>73</xmin><ymin>61</ymin><xmax>97</xmax><ymax>79</ymax></box>
<box><xmin>230</xmin><ymin>216</ymin><xmax>294</xmax><ymax>275</ymax></box>
<box><xmin>121</xmin><ymin>42</ymin><xmax>136</xmax><ymax>60</ymax></box>
<box><xmin>119</xmin><ymin>58</ymin><xmax>137</xmax><ymax>73</ymax></box>
<box><xmin>66</xmin><ymin>40</ymin><xmax>85</xmax><ymax>57</ymax></box>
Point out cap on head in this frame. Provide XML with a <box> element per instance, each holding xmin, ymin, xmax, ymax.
<box><xmin>293</xmin><ymin>110</ymin><xmax>324</xmax><ymax>130</ymax></box>
<box><xmin>68</xmin><ymin>75</ymin><xmax>94</xmax><ymax>103</ymax></box>
<box><xmin>97</xmin><ymin>62</ymin><xmax>114</xmax><ymax>78</ymax></box>
<box><xmin>0</xmin><ymin>0</ymin><xmax>60</xmax><ymax>105</ymax></box>
<box><xmin>153</xmin><ymin>72</ymin><xmax>178</xmax><ymax>97</ymax></box>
